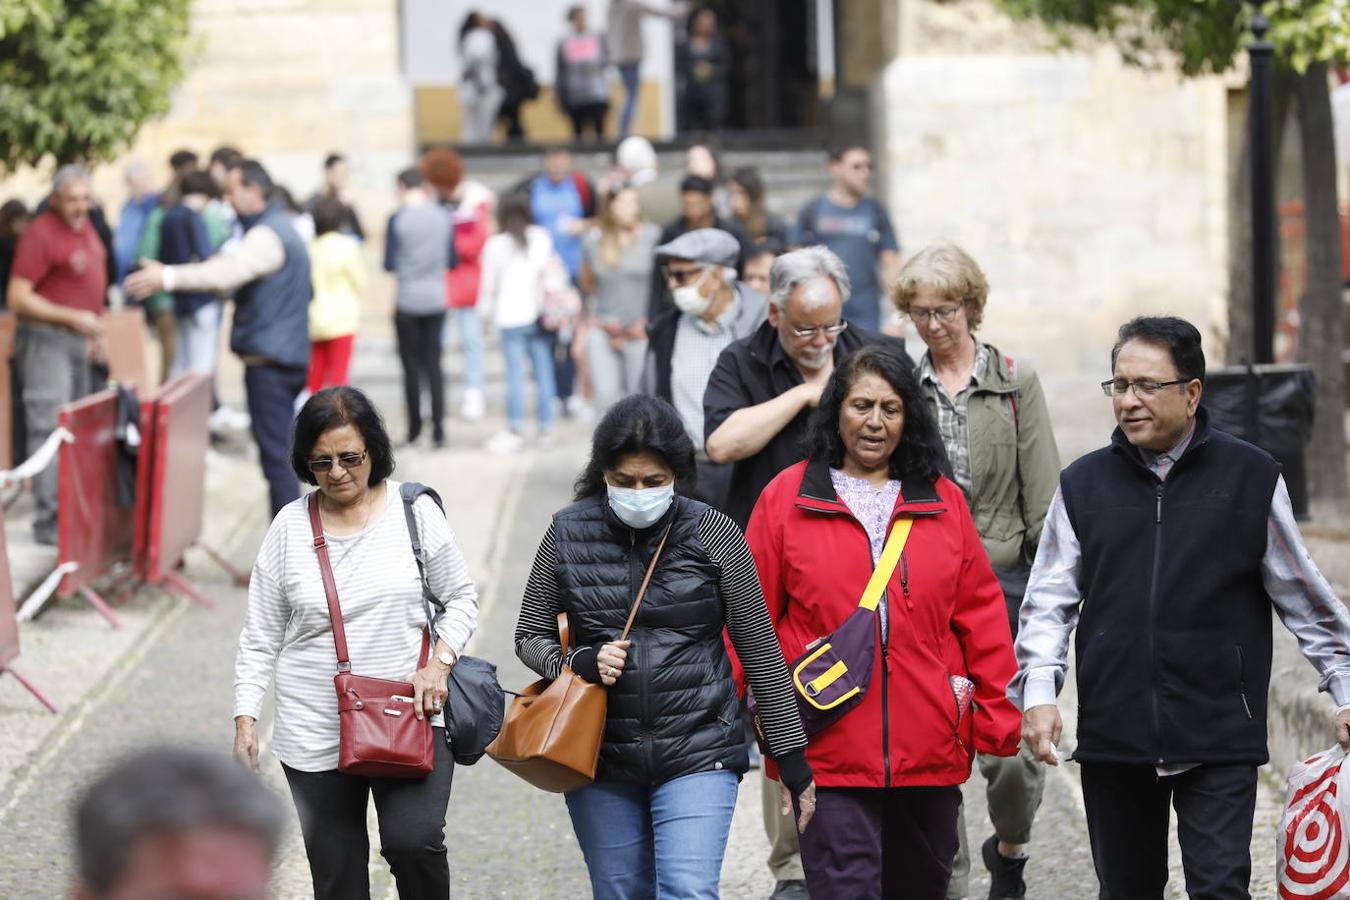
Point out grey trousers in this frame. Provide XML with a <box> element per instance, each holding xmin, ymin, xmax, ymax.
<box><xmin>17</xmin><ymin>322</ymin><xmax>95</xmax><ymax>539</ymax></box>
<box><xmin>586</xmin><ymin>329</ymin><xmax>646</xmax><ymax>414</ymax></box>
<box><xmin>948</xmin><ymin>747</ymin><xmax>1047</xmax><ymax>897</ymax></box>
<box><xmin>762</xmin><ymin>768</ymin><xmax>806</xmax><ymax>882</ymax></box>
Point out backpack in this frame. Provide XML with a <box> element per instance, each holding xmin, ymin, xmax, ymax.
<box><xmin>400</xmin><ymin>483</ymin><xmax>504</xmax><ymax>765</ymax></box>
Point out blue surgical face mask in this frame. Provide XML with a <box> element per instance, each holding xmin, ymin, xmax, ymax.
<box><xmin>607</xmin><ymin>483</ymin><xmax>675</xmax><ymax>529</ymax></box>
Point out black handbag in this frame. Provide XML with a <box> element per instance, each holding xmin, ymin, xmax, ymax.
<box><xmin>400</xmin><ymin>483</ymin><xmax>505</xmax><ymax>765</ymax></box>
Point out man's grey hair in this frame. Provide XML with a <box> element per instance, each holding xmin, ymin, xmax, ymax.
<box><xmin>74</xmin><ymin>746</ymin><xmax>285</xmax><ymax>893</ymax></box>
<box><xmin>769</xmin><ymin>246</ymin><xmax>851</xmax><ymax>310</ymax></box>
<box><xmin>52</xmin><ymin>164</ymin><xmax>91</xmax><ymax>195</ymax></box>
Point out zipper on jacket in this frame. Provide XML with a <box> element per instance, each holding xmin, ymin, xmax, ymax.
<box><xmin>629</xmin><ymin>529</ymin><xmax>654</xmax><ymax>774</ymax></box>
<box><xmin>1237</xmin><ymin>645</ymin><xmax>1253</xmax><ymax>720</ymax></box>
<box><xmin>1147</xmin><ymin>483</ymin><xmax>1166</xmax><ymax>764</ymax></box>
<box><xmin>881</xmin><ymin>627</ymin><xmax>892</xmax><ymax>788</ymax></box>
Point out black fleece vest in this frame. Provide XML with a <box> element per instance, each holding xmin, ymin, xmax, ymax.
<box><xmin>551</xmin><ymin>494</ymin><xmax>747</xmax><ymax>784</ymax></box>
<box><xmin>1060</xmin><ymin>413</ymin><xmax>1280</xmax><ymax>765</ymax></box>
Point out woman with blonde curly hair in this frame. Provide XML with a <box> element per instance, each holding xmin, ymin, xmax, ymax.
<box><xmin>893</xmin><ymin>242</ymin><xmax>1061</xmax><ymax>900</ymax></box>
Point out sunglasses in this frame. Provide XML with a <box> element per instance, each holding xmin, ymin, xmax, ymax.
<box><xmin>307</xmin><ymin>451</ymin><xmax>367</xmax><ymax>474</ymax></box>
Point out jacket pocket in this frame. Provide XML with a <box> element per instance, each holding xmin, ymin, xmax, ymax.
<box><xmin>948</xmin><ymin>674</ymin><xmax>975</xmax><ymax>751</ymax></box>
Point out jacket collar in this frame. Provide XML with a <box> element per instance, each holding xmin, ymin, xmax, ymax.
<box><xmin>1110</xmin><ymin>406</ymin><xmax>1212</xmax><ymax>473</ymax></box>
<box><xmin>794</xmin><ymin>456</ymin><xmax>947</xmax><ymax>518</ymax></box>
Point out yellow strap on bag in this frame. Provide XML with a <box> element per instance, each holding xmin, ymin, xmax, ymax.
<box><xmin>857</xmin><ymin>518</ymin><xmax>914</xmax><ymax>612</ymax></box>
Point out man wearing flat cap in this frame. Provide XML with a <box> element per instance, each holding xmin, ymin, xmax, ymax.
<box><xmin>648</xmin><ymin>174</ymin><xmax>754</xmax><ymax>320</ymax></box>
<box><xmin>642</xmin><ymin>227</ymin><xmax>768</xmax><ymax>511</ymax></box>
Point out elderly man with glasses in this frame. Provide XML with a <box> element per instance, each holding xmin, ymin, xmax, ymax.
<box><xmin>702</xmin><ymin>244</ymin><xmax>907</xmax><ymax>900</ymax></box>
<box><xmin>1011</xmin><ymin>315</ymin><xmax>1350</xmax><ymax>899</ymax></box>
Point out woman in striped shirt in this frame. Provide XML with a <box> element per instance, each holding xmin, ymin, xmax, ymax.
<box><xmin>233</xmin><ymin>386</ymin><xmax>479</xmax><ymax>899</ymax></box>
<box><xmin>513</xmin><ymin>394</ymin><xmax>815</xmax><ymax>900</ymax></box>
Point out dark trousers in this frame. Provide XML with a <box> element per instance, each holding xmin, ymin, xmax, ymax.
<box><xmin>282</xmin><ymin>728</ymin><xmax>455</xmax><ymax>900</ymax></box>
<box><xmin>797</xmin><ymin>785</ymin><xmax>961</xmax><ymax>900</ymax></box>
<box><xmin>243</xmin><ymin>362</ymin><xmax>305</xmax><ymax>518</ymax></box>
<box><xmin>394</xmin><ymin>311</ymin><xmax>446</xmax><ymax>443</ymax></box>
<box><xmin>552</xmin><ymin>328</ymin><xmax>575</xmax><ymax>403</ymax></box>
<box><xmin>567</xmin><ymin>102</ymin><xmax>608</xmax><ymax>139</ymax></box>
<box><xmin>1079</xmin><ymin>762</ymin><xmax>1257</xmax><ymax>900</ymax></box>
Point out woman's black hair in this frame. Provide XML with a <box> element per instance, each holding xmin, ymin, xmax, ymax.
<box><xmin>805</xmin><ymin>347</ymin><xmax>950</xmax><ymax>484</ymax></box>
<box><xmin>291</xmin><ymin>387</ymin><xmax>395</xmax><ymax>487</ymax></box>
<box><xmin>497</xmin><ymin>191</ymin><xmax>533</xmax><ymax>249</ymax></box>
<box><xmin>573</xmin><ymin>395</ymin><xmax>698</xmax><ymax>500</ymax></box>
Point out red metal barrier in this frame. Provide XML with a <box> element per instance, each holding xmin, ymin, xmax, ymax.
<box><xmin>0</xmin><ymin>504</ymin><xmax>59</xmax><ymax>713</ymax></box>
<box><xmin>56</xmin><ymin>389</ymin><xmax>131</xmax><ymax>628</ymax></box>
<box><xmin>0</xmin><ymin>312</ymin><xmax>15</xmax><ymax>472</ymax></box>
<box><xmin>134</xmin><ymin>373</ymin><xmax>215</xmax><ymax>607</ymax></box>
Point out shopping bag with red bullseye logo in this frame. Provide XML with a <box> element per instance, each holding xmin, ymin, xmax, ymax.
<box><xmin>1279</xmin><ymin>746</ymin><xmax>1350</xmax><ymax>900</ymax></box>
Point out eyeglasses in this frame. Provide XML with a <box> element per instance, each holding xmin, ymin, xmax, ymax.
<box><xmin>308</xmin><ymin>451</ymin><xmax>368</xmax><ymax>474</ymax></box>
<box><xmin>907</xmin><ymin>305</ymin><xmax>963</xmax><ymax>325</ymax></box>
<box><xmin>664</xmin><ymin>266</ymin><xmax>706</xmax><ymax>287</ymax></box>
<box><xmin>1100</xmin><ymin>379</ymin><xmax>1190</xmax><ymax>398</ymax></box>
<box><xmin>790</xmin><ymin>321</ymin><xmax>849</xmax><ymax>340</ymax></box>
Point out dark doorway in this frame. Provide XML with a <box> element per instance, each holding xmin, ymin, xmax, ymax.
<box><xmin>676</xmin><ymin>0</ymin><xmax>826</xmax><ymax>136</ymax></box>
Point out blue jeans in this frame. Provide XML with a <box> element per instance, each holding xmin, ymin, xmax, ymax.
<box><xmin>442</xmin><ymin>306</ymin><xmax>484</xmax><ymax>392</ymax></box>
<box><xmin>498</xmin><ymin>322</ymin><xmax>556</xmax><ymax>433</ymax></box>
<box><xmin>565</xmin><ymin>770</ymin><xmax>739</xmax><ymax>900</ymax></box>
<box><xmin>618</xmin><ymin>63</ymin><xmax>641</xmax><ymax>138</ymax></box>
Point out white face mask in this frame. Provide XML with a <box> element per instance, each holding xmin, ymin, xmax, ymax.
<box><xmin>672</xmin><ymin>269</ymin><xmax>713</xmax><ymax>316</ymax></box>
<box><xmin>607</xmin><ymin>483</ymin><xmax>675</xmax><ymax>529</ymax></box>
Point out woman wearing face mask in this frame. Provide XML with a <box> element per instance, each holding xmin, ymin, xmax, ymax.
<box><xmin>513</xmin><ymin>394</ymin><xmax>816</xmax><ymax>899</ymax></box>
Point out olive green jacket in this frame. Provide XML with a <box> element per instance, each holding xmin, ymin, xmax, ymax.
<box><xmin>920</xmin><ymin>342</ymin><xmax>1062</xmax><ymax>569</ymax></box>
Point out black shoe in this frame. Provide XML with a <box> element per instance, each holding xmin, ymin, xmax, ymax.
<box><xmin>769</xmin><ymin>880</ymin><xmax>809</xmax><ymax>900</ymax></box>
<box><xmin>432</xmin><ymin>431</ymin><xmax>446</xmax><ymax>450</ymax></box>
<box><xmin>33</xmin><ymin>526</ymin><xmax>56</xmax><ymax>547</ymax></box>
<box><xmin>981</xmin><ymin>835</ymin><xmax>1027</xmax><ymax>899</ymax></box>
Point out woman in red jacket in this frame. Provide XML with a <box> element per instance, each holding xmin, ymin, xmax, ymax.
<box><xmin>745</xmin><ymin>345</ymin><xmax>1021</xmax><ymax>900</ymax></box>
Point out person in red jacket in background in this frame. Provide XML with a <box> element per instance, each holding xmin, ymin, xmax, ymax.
<box><xmin>745</xmin><ymin>345</ymin><xmax>1020</xmax><ymax>900</ymax></box>
<box><xmin>420</xmin><ymin>147</ymin><xmax>492</xmax><ymax>421</ymax></box>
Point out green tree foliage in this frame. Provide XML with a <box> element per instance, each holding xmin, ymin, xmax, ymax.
<box><xmin>0</xmin><ymin>0</ymin><xmax>193</xmax><ymax>170</ymax></box>
<box><xmin>997</xmin><ymin>0</ymin><xmax>1349</xmax><ymax>74</ymax></box>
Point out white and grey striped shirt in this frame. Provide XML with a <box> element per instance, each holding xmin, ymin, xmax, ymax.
<box><xmin>233</xmin><ymin>481</ymin><xmax>479</xmax><ymax>772</ymax></box>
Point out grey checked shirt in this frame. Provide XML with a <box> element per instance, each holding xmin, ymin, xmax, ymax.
<box><xmin>671</xmin><ymin>299</ymin><xmax>741</xmax><ymax>454</ymax></box>
<box><xmin>919</xmin><ymin>343</ymin><xmax>991</xmax><ymax>499</ymax></box>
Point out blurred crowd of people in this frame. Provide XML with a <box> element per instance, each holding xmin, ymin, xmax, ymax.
<box><xmin>457</xmin><ymin>1</ymin><xmax>736</xmax><ymax>144</ymax></box>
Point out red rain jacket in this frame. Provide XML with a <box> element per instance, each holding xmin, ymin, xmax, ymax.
<box><xmin>745</xmin><ymin>459</ymin><xmax>1021</xmax><ymax>788</ymax></box>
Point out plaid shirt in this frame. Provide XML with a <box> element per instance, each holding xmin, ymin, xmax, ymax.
<box><xmin>918</xmin><ymin>343</ymin><xmax>991</xmax><ymax>498</ymax></box>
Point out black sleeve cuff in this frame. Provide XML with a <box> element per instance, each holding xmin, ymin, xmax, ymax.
<box><xmin>568</xmin><ymin>644</ymin><xmax>604</xmax><ymax>685</ymax></box>
<box><xmin>774</xmin><ymin>749</ymin><xmax>813</xmax><ymax>797</ymax></box>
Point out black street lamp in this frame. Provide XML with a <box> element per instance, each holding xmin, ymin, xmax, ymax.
<box><xmin>1247</xmin><ymin>0</ymin><xmax>1277</xmax><ymax>364</ymax></box>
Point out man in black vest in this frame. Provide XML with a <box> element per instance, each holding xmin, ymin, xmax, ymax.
<box><xmin>127</xmin><ymin>159</ymin><xmax>312</xmax><ymax>518</ymax></box>
<box><xmin>1010</xmin><ymin>316</ymin><xmax>1350</xmax><ymax>898</ymax></box>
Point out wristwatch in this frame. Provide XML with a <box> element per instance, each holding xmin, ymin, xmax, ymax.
<box><xmin>436</xmin><ymin>650</ymin><xmax>455</xmax><ymax>667</ymax></box>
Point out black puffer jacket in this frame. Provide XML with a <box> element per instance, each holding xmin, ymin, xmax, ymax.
<box><xmin>552</xmin><ymin>493</ymin><xmax>748</xmax><ymax>785</ymax></box>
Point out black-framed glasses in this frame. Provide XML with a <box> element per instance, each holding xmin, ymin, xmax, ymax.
<box><xmin>664</xmin><ymin>265</ymin><xmax>706</xmax><ymax>287</ymax></box>
<box><xmin>908</xmin><ymin>305</ymin><xmax>963</xmax><ymax>325</ymax></box>
<box><xmin>308</xmin><ymin>451</ymin><xmax>368</xmax><ymax>474</ymax></box>
<box><xmin>791</xmin><ymin>321</ymin><xmax>849</xmax><ymax>340</ymax></box>
<box><xmin>1100</xmin><ymin>378</ymin><xmax>1189</xmax><ymax>398</ymax></box>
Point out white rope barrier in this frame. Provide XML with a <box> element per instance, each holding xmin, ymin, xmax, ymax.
<box><xmin>16</xmin><ymin>561</ymin><xmax>80</xmax><ymax>623</ymax></box>
<box><xmin>0</xmin><ymin>427</ymin><xmax>74</xmax><ymax>488</ymax></box>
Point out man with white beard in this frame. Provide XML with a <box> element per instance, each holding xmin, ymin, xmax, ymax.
<box><xmin>705</xmin><ymin>245</ymin><xmax>909</xmax><ymax>530</ymax></box>
<box><xmin>703</xmin><ymin>244</ymin><xmax>909</xmax><ymax>900</ymax></box>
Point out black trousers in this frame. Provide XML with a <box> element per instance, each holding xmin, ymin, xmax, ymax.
<box><xmin>282</xmin><ymin>727</ymin><xmax>455</xmax><ymax>900</ymax></box>
<box><xmin>567</xmin><ymin>102</ymin><xmax>608</xmax><ymax>138</ymax></box>
<box><xmin>394</xmin><ymin>311</ymin><xmax>446</xmax><ymax>443</ymax></box>
<box><xmin>243</xmin><ymin>362</ymin><xmax>305</xmax><ymax>518</ymax></box>
<box><xmin>797</xmin><ymin>785</ymin><xmax>961</xmax><ymax>900</ymax></box>
<box><xmin>1079</xmin><ymin>761</ymin><xmax>1257</xmax><ymax>900</ymax></box>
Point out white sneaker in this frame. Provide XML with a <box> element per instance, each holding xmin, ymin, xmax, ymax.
<box><xmin>460</xmin><ymin>388</ymin><xmax>485</xmax><ymax>422</ymax></box>
<box><xmin>209</xmin><ymin>405</ymin><xmax>251</xmax><ymax>432</ymax></box>
<box><xmin>564</xmin><ymin>395</ymin><xmax>591</xmax><ymax>419</ymax></box>
<box><xmin>485</xmin><ymin>431</ymin><xmax>525</xmax><ymax>454</ymax></box>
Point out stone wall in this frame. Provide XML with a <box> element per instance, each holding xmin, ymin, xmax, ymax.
<box><xmin>878</xmin><ymin>0</ymin><xmax>1230</xmax><ymax>380</ymax></box>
